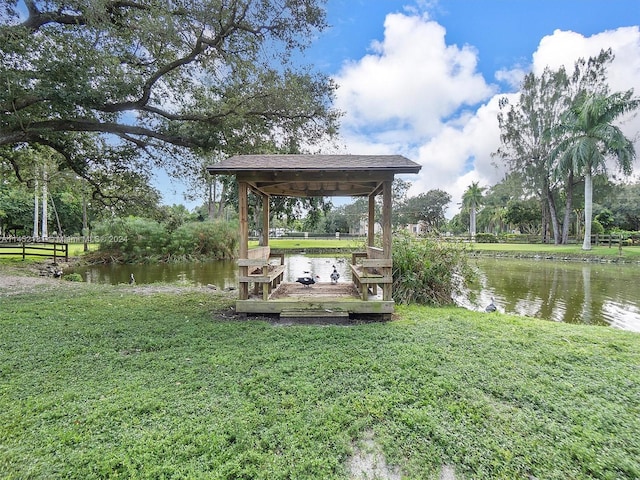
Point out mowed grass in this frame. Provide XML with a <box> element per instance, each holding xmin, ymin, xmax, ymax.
<box><xmin>468</xmin><ymin>242</ymin><xmax>640</xmax><ymax>259</ymax></box>
<box><xmin>1</xmin><ymin>285</ymin><xmax>639</xmax><ymax>479</ymax></box>
<box><xmin>247</xmin><ymin>237</ymin><xmax>640</xmax><ymax>260</ymax></box>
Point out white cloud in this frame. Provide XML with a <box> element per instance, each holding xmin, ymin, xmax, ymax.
<box><xmin>332</xmin><ymin>15</ymin><xmax>640</xmax><ymax>218</ymax></box>
<box><xmin>334</xmin><ymin>12</ymin><xmax>494</xmax><ymax>142</ymax></box>
<box><xmin>494</xmin><ymin>66</ymin><xmax>526</xmax><ymax>90</ymax></box>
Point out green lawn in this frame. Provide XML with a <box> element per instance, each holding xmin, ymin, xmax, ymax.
<box><xmin>255</xmin><ymin>237</ymin><xmax>640</xmax><ymax>259</ymax></box>
<box><xmin>467</xmin><ymin>242</ymin><xmax>640</xmax><ymax>259</ymax></box>
<box><xmin>1</xmin><ymin>284</ymin><xmax>638</xmax><ymax>479</ymax></box>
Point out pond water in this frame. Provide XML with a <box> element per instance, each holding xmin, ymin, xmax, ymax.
<box><xmin>462</xmin><ymin>257</ymin><xmax>640</xmax><ymax>333</ymax></box>
<box><xmin>69</xmin><ymin>255</ymin><xmax>640</xmax><ymax>333</ymax></box>
<box><xmin>70</xmin><ymin>255</ymin><xmax>353</xmax><ymax>289</ymax></box>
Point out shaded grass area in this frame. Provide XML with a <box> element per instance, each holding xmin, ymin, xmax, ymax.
<box><xmin>1</xmin><ymin>286</ymin><xmax>639</xmax><ymax>479</ymax></box>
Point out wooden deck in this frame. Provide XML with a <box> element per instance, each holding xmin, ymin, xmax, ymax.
<box><xmin>235</xmin><ymin>281</ymin><xmax>394</xmax><ymax>319</ymax></box>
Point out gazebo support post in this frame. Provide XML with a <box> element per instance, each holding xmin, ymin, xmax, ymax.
<box><xmin>382</xmin><ymin>180</ymin><xmax>392</xmax><ymax>301</ymax></box>
<box><xmin>239</xmin><ymin>181</ymin><xmax>249</xmax><ymax>300</ymax></box>
<box><xmin>262</xmin><ymin>193</ymin><xmax>270</xmax><ymax>247</ymax></box>
<box><xmin>368</xmin><ymin>193</ymin><xmax>375</xmax><ymax>247</ymax></box>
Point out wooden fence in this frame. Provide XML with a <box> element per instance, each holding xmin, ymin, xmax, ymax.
<box><xmin>0</xmin><ymin>241</ymin><xmax>69</xmax><ymax>262</ymax></box>
<box><xmin>442</xmin><ymin>233</ymin><xmax>639</xmax><ymax>246</ymax></box>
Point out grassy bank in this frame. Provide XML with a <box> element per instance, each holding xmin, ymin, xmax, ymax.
<box><xmin>467</xmin><ymin>242</ymin><xmax>640</xmax><ymax>260</ymax></box>
<box><xmin>251</xmin><ymin>238</ymin><xmax>640</xmax><ymax>260</ymax></box>
<box><xmin>1</xmin><ymin>283</ymin><xmax>638</xmax><ymax>479</ymax></box>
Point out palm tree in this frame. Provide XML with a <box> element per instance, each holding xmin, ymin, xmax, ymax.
<box><xmin>552</xmin><ymin>90</ymin><xmax>638</xmax><ymax>250</ymax></box>
<box><xmin>462</xmin><ymin>182</ymin><xmax>485</xmax><ymax>238</ymax></box>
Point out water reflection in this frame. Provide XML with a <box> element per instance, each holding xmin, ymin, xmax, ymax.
<box><xmin>463</xmin><ymin>257</ymin><xmax>640</xmax><ymax>332</ymax></box>
<box><xmin>70</xmin><ymin>255</ymin><xmax>640</xmax><ymax>332</ymax></box>
<box><xmin>76</xmin><ymin>261</ymin><xmax>238</xmax><ymax>290</ymax></box>
<box><xmin>282</xmin><ymin>255</ymin><xmax>351</xmax><ymax>282</ymax></box>
<box><xmin>71</xmin><ymin>255</ymin><xmax>353</xmax><ymax>288</ymax></box>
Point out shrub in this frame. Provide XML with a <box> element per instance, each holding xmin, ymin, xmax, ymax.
<box><xmin>392</xmin><ymin>232</ymin><xmax>476</xmax><ymax>306</ymax></box>
<box><xmin>90</xmin><ymin>217</ymin><xmax>238</xmax><ymax>262</ymax></box>
<box><xmin>63</xmin><ymin>273</ymin><xmax>83</xmax><ymax>282</ymax></box>
<box><xmin>591</xmin><ymin>219</ymin><xmax>604</xmax><ymax>235</ymax></box>
<box><xmin>168</xmin><ymin>221</ymin><xmax>239</xmax><ymax>259</ymax></box>
<box><xmin>475</xmin><ymin>233</ymin><xmax>498</xmax><ymax>243</ymax></box>
<box><xmin>93</xmin><ymin>216</ymin><xmax>168</xmax><ymax>258</ymax></box>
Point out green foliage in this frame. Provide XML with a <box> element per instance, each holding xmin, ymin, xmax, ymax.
<box><xmin>475</xmin><ymin>233</ymin><xmax>498</xmax><ymax>243</ymax></box>
<box><xmin>392</xmin><ymin>233</ymin><xmax>475</xmax><ymax>305</ymax></box>
<box><xmin>461</xmin><ymin>182</ymin><xmax>486</xmax><ymax>236</ymax></box>
<box><xmin>590</xmin><ymin>218</ymin><xmax>604</xmax><ymax>235</ymax></box>
<box><xmin>595</xmin><ymin>208</ymin><xmax>615</xmax><ymax>232</ymax></box>
<box><xmin>504</xmin><ymin>199</ymin><xmax>541</xmax><ymax>233</ymax></box>
<box><xmin>495</xmin><ymin>50</ymin><xmax>619</xmax><ymax>244</ymax></box>
<box><xmin>91</xmin><ymin>216</ymin><xmax>238</xmax><ymax>262</ymax></box>
<box><xmin>94</xmin><ymin>217</ymin><xmax>167</xmax><ymax>257</ymax></box>
<box><xmin>169</xmin><ymin>221</ymin><xmax>239</xmax><ymax>259</ymax></box>
<box><xmin>553</xmin><ymin>90</ymin><xmax>639</xmax><ymax>249</ymax></box>
<box><xmin>0</xmin><ymin>183</ymin><xmax>33</xmax><ymax>235</ymax></box>
<box><xmin>1</xmin><ymin>1</ymin><xmax>339</xmax><ymax>201</ymax></box>
<box><xmin>63</xmin><ymin>272</ymin><xmax>83</xmax><ymax>282</ymax></box>
<box><xmin>1</xmin><ymin>284</ymin><xmax>639</xmax><ymax>479</ymax></box>
<box><xmin>396</xmin><ymin>189</ymin><xmax>451</xmax><ymax>233</ymax></box>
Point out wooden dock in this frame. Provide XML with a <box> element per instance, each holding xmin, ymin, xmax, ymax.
<box><xmin>236</xmin><ymin>281</ymin><xmax>394</xmax><ymax>320</ymax></box>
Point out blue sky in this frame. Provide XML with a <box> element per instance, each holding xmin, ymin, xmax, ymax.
<box><xmin>159</xmin><ymin>0</ymin><xmax>640</xmax><ymax>215</ymax></box>
<box><xmin>308</xmin><ymin>0</ymin><xmax>637</xmax><ymax>80</ymax></box>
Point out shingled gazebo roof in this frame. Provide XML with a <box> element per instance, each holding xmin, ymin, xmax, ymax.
<box><xmin>207</xmin><ymin>154</ymin><xmax>421</xmax><ymax>197</ymax></box>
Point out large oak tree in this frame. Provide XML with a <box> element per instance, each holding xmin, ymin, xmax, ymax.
<box><xmin>1</xmin><ymin>0</ymin><xmax>340</xmax><ymax>205</ymax></box>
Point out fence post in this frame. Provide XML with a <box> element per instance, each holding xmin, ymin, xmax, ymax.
<box><xmin>22</xmin><ymin>241</ymin><xmax>25</xmax><ymax>260</ymax></box>
<box><xmin>53</xmin><ymin>242</ymin><xmax>57</xmax><ymax>264</ymax></box>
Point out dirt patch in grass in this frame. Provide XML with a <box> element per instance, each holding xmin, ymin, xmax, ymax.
<box><xmin>0</xmin><ymin>273</ymin><xmax>66</xmax><ymax>296</ymax></box>
<box><xmin>347</xmin><ymin>430</ymin><xmax>402</xmax><ymax>480</ymax></box>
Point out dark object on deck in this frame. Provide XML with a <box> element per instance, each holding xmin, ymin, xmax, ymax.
<box><xmin>330</xmin><ymin>266</ymin><xmax>340</xmax><ymax>284</ymax></box>
<box><xmin>129</xmin><ymin>273</ymin><xmax>135</xmax><ymax>285</ymax></box>
<box><xmin>485</xmin><ymin>297</ymin><xmax>497</xmax><ymax>313</ymax></box>
<box><xmin>296</xmin><ymin>274</ymin><xmax>319</xmax><ymax>287</ymax></box>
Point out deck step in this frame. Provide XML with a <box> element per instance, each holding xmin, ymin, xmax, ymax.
<box><xmin>280</xmin><ymin>309</ymin><xmax>349</xmax><ymax>318</ymax></box>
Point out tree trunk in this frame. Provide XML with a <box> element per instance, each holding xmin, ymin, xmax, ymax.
<box><xmin>208</xmin><ymin>177</ymin><xmax>215</xmax><ymax>220</ymax></box>
<box><xmin>561</xmin><ymin>170</ymin><xmax>574</xmax><ymax>245</ymax></box>
<box><xmin>216</xmin><ymin>181</ymin><xmax>227</xmax><ymax>218</ymax></box>
<box><xmin>469</xmin><ymin>204</ymin><xmax>476</xmax><ymax>239</ymax></box>
<box><xmin>544</xmin><ymin>177</ymin><xmax>561</xmax><ymax>245</ymax></box>
<box><xmin>582</xmin><ymin>172</ymin><xmax>593</xmax><ymax>250</ymax></box>
<box><xmin>49</xmin><ymin>192</ymin><xmax>63</xmax><ymax>236</ymax></box>
<box><xmin>82</xmin><ymin>193</ymin><xmax>88</xmax><ymax>252</ymax></box>
<box><xmin>41</xmin><ymin>166</ymin><xmax>48</xmax><ymax>239</ymax></box>
<box><xmin>541</xmin><ymin>200</ymin><xmax>549</xmax><ymax>243</ymax></box>
<box><xmin>33</xmin><ymin>167</ymin><xmax>39</xmax><ymax>238</ymax></box>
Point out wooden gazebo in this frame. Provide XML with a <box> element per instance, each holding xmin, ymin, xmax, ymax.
<box><xmin>207</xmin><ymin>154</ymin><xmax>421</xmax><ymax>320</ymax></box>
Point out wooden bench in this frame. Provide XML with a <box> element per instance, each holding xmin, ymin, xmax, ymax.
<box><xmin>238</xmin><ymin>246</ymin><xmax>285</xmax><ymax>300</ymax></box>
<box><xmin>350</xmin><ymin>246</ymin><xmax>392</xmax><ymax>301</ymax></box>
